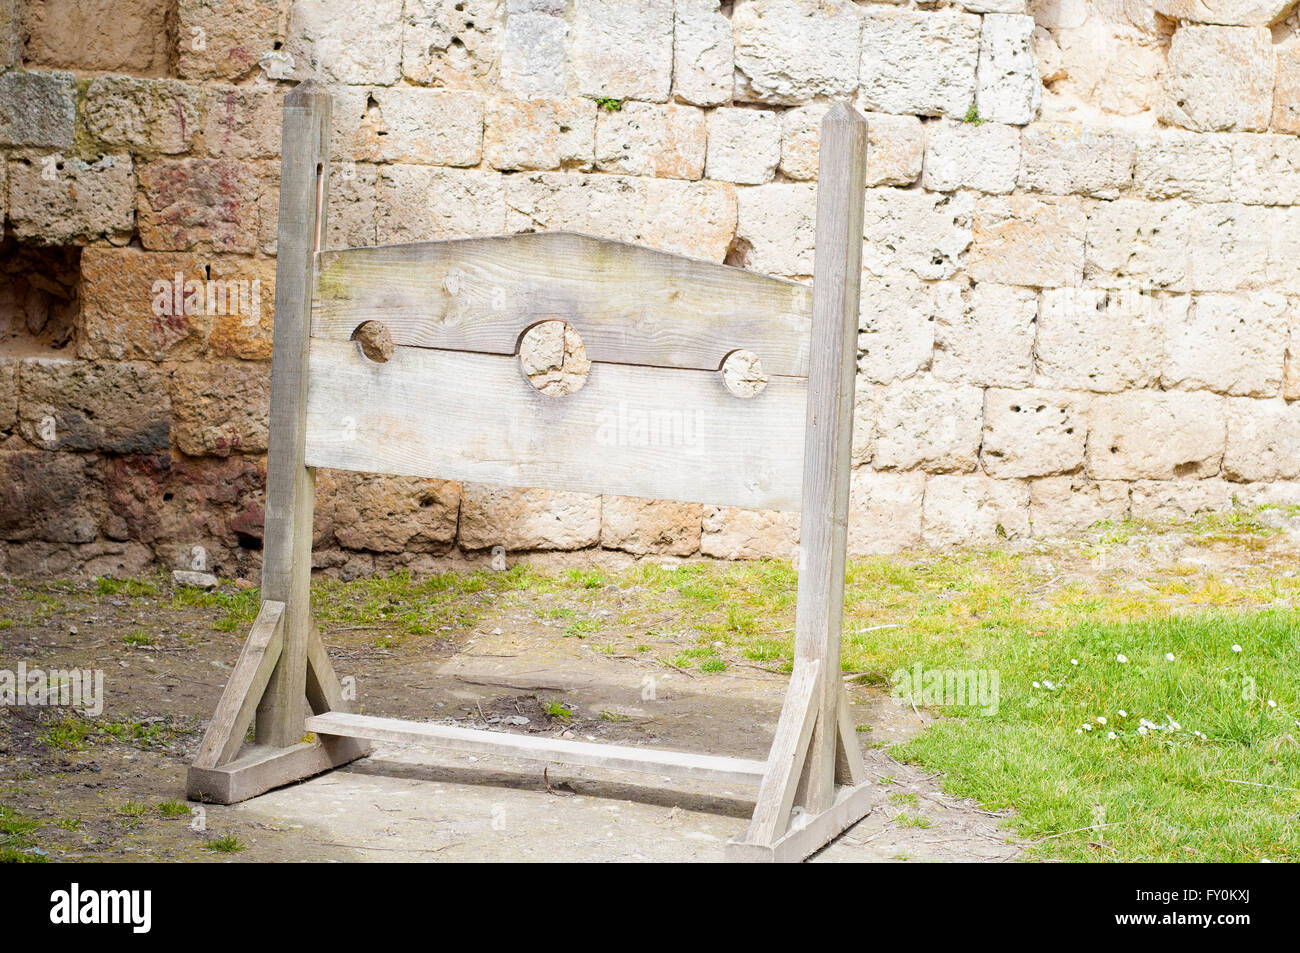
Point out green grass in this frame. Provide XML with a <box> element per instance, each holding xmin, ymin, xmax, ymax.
<box><xmin>544</xmin><ymin>699</ymin><xmax>574</xmax><ymax>721</ymax></box>
<box><xmin>157</xmin><ymin>800</ymin><xmax>191</xmax><ymax>818</ymax></box>
<box><xmin>893</xmin><ymin>611</ymin><xmax>1299</xmax><ymax>862</ymax></box>
<box><xmin>18</xmin><ymin>504</ymin><xmax>1294</xmax><ymax>863</ymax></box>
<box><xmin>0</xmin><ymin>805</ymin><xmax>45</xmax><ymax>863</ymax></box>
<box><xmin>122</xmin><ymin>630</ymin><xmax>155</xmax><ymax>646</ymax></box>
<box><xmin>95</xmin><ymin>576</ymin><xmax>160</xmax><ymax>598</ymax></box>
<box><xmin>37</xmin><ymin>713</ymin><xmax>93</xmax><ymax>751</ymax></box>
<box><xmin>203</xmin><ymin>834</ymin><xmax>244</xmax><ymax>854</ymax></box>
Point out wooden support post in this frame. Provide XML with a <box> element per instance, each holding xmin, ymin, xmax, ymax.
<box><xmin>257</xmin><ymin>81</ymin><xmax>331</xmax><ymax>748</ymax></box>
<box><xmin>191</xmin><ymin>601</ymin><xmax>285</xmax><ymax>769</ymax></box>
<box><xmin>728</xmin><ymin>102</ymin><xmax>871</xmax><ymax>861</ymax></box>
<box><xmin>791</xmin><ymin>101</ymin><xmax>868</xmax><ymax>810</ymax></box>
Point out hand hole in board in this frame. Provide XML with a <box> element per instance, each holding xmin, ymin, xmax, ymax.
<box><xmin>351</xmin><ymin>320</ymin><xmax>394</xmax><ymax>364</ymax></box>
<box><xmin>721</xmin><ymin>349</ymin><xmax>768</xmax><ymax>398</ymax></box>
<box><xmin>519</xmin><ymin>320</ymin><xmax>591</xmax><ymax>397</ymax></box>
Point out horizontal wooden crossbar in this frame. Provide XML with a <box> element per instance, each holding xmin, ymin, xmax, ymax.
<box><xmin>303</xmin><ymin>339</ymin><xmax>807</xmax><ymax>511</ymax></box>
<box><xmin>312</xmin><ymin>232</ymin><xmax>813</xmax><ymax>376</ymax></box>
<box><xmin>304</xmin><ymin>711</ymin><xmax>769</xmax><ymax>787</ymax></box>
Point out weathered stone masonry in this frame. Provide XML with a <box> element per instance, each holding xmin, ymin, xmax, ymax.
<box><xmin>3</xmin><ymin>0</ymin><xmax>1300</xmax><ymax>578</ymax></box>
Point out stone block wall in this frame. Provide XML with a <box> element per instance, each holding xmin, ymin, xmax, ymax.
<box><xmin>3</xmin><ymin>0</ymin><xmax>1300</xmax><ymax>578</ymax></box>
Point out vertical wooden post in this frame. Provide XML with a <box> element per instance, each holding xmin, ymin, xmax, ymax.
<box><xmin>257</xmin><ymin>81</ymin><xmax>332</xmax><ymax>748</ymax></box>
<box><xmin>791</xmin><ymin>103</ymin><xmax>868</xmax><ymax>813</ymax></box>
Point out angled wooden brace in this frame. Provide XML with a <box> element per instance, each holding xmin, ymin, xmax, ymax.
<box><xmin>186</xmin><ymin>82</ymin><xmax>369</xmax><ymax>804</ymax></box>
<box><xmin>725</xmin><ymin>103</ymin><xmax>873</xmax><ymax>862</ymax></box>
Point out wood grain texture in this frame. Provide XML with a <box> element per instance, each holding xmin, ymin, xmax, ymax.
<box><xmin>792</xmin><ymin>103</ymin><xmax>869</xmax><ymax>814</ymax></box>
<box><xmin>305</xmin><ymin>622</ymin><xmax>350</xmax><ymax>715</ymax></box>
<box><xmin>726</xmin><ymin>780</ymin><xmax>874</xmax><ymax>863</ymax></box>
<box><xmin>303</xmin><ymin>338</ymin><xmax>807</xmax><ymax>511</ymax></box>
<box><xmin>744</xmin><ymin>660</ymin><xmax>821</xmax><ymax>845</ymax></box>
<box><xmin>192</xmin><ymin>601</ymin><xmax>284</xmax><ymax>769</ymax></box>
<box><xmin>312</xmin><ymin>232</ymin><xmax>813</xmax><ymax>376</ymax></box>
<box><xmin>186</xmin><ymin>737</ymin><xmax>370</xmax><ymax>805</ymax></box>
<box><xmin>258</xmin><ymin>80</ymin><xmax>331</xmax><ymax>747</ymax></box>
<box><xmin>305</xmin><ymin>711</ymin><xmax>769</xmax><ymax>786</ymax></box>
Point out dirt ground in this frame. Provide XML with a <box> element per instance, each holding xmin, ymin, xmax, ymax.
<box><xmin>0</xmin><ymin>572</ymin><xmax>1022</xmax><ymax>863</ymax></box>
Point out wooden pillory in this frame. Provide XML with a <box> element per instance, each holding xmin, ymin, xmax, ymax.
<box><xmin>188</xmin><ymin>81</ymin><xmax>872</xmax><ymax>862</ymax></box>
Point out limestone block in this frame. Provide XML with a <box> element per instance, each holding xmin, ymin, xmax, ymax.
<box><xmin>600</xmin><ymin>496</ymin><xmax>703</xmax><ymax>556</ymax></box>
<box><xmin>922</xmin><ymin>119</ymin><xmax>1021</xmax><ymax>194</ymax></box>
<box><xmin>8</xmin><ymin>155</ymin><xmax>135</xmax><ymax>245</ymax></box>
<box><xmin>933</xmin><ymin>282</ymin><xmax>1037</xmax><ymax>386</ymax></box>
<box><xmin>967</xmin><ymin>194</ymin><xmax>1085</xmax><ymax>287</ymax></box>
<box><xmin>1017</xmin><ymin>123</ymin><xmax>1135</xmax><ymax>198</ymax></box>
<box><xmin>1084</xmin><ymin>199</ymin><xmax>1192</xmax><ymax>291</ymax></box>
<box><xmin>673</xmin><ymin>0</ymin><xmax>733</xmax><ymax>106</ymax></box>
<box><xmin>1222</xmin><ymin>397</ymin><xmax>1300</xmax><ymax>480</ymax></box>
<box><xmin>573</xmin><ymin>0</ymin><xmax>674</xmax><ymax>102</ymax></box>
<box><xmin>18</xmin><ymin>359</ymin><xmax>170</xmax><ymax>454</ymax></box>
<box><xmin>595</xmin><ymin>102</ymin><xmax>706</xmax><ymax>180</ymax></box>
<box><xmin>976</xmin><ymin>14</ymin><xmax>1042</xmax><ymax>125</ymax></box>
<box><xmin>137</xmin><ymin>159</ymin><xmax>259</xmax><ymax>253</ymax></box>
<box><xmin>1029</xmin><ymin>477</ymin><xmax>1129</xmax><ymax>536</ymax></box>
<box><xmin>459</xmin><ymin>484</ymin><xmax>602</xmax><ymax>551</ymax></box>
<box><xmin>1036</xmin><ymin>287</ymin><xmax>1163</xmax><ymax>392</ymax></box>
<box><xmin>1086</xmin><ymin>390</ymin><xmax>1226</xmax><ymax>480</ymax></box>
<box><xmin>859</xmin><ymin>7</ymin><xmax>981</xmax><ymax>117</ymax></box>
<box><xmin>923</xmin><ymin>474</ymin><xmax>1031</xmax><ymax>546</ymax></box>
<box><xmin>733</xmin><ymin>0</ymin><xmax>861</xmax><ymax>105</ymax></box>
<box><xmin>1160</xmin><ymin>25</ymin><xmax>1273</xmax><ymax>132</ymax></box>
<box><xmin>1133</xmin><ymin>132</ymin><xmax>1234</xmax><ymax>202</ymax></box>
<box><xmin>982</xmin><ymin>387</ymin><xmax>1089</xmax><ymax>477</ymax></box>
<box><xmin>170</xmin><ymin>362</ymin><xmax>271</xmax><ymax>456</ymax></box>
<box><xmin>847</xmin><ymin>470</ymin><xmax>925</xmax><ymax>556</ymax></box>
<box><xmin>705</xmin><ymin>108</ymin><xmax>781</xmax><ymax>185</ymax></box>
<box><xmin>379</xmin><ymin>166</ymin><xmax>507</xmax><ymax>243</ymax></box>
<box><xmin>862</xmin><ymin>188</ymin><xmax>975</xmax><ymax>281</ymax></box>
<box><xmin>700</xmin><ymin>505</ymin><xmax>799</xmax><ymax>559</ymax></box>
<box><xmin>177</xmin><ymin>0</ymin><xmax>289</xmax><ymax>80</ymax></box>
<box><xmin>402</xmin><ymin>0</ymin><xmax>501</xmax><ymax>88</ymax></box>
<box><xmin>1162</xmin><ymin>292</ymin><xmax>1288</xmax><ymax>396</ymax></box>
<box><xmin>0</xmin><ymin>70</ymin><xmax>76</xmax><ymax>147</ymax></box>
<box><xmin>873</xmin><ymin>376</ymin><xmax>984</xmax><ymax>473</ymax></box>
<box><xmin>286</xmin><ymin>0</ymin><xmax>404</xmax><ymax>85</ymax></box>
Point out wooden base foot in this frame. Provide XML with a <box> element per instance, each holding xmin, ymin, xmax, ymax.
<box><xmin>724</xmin><ymin>780</ymin><xmax>873</xmax><ymax>863</ymax></box>
<box><xmin>186</xmin><ymin>735</ymin><xmax>371</xmax><ymax>804</ymax></box>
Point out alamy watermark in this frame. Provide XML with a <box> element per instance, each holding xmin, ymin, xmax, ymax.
<box><xmin>595</xmin><ymin>401</ymin><xmax>703</xmax><ymax>447</ymax></box>
<box><xmin>151</xmin><ymin>272</ymin><xmax>262</xmax><ymax>324</ymax></box>
<box><xmin>0</xmin><ymin>662</ymin><xmax>104</xmax><ymax>716</ymax></box>
<box><xmin>891</xmin><ymin>662</ymin><xmax>999</xmax><ymax>716</ymax></box>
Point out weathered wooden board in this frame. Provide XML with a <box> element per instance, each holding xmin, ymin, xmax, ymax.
<box><xmin>306</xmin><ymin>711</ymin><xmax>769</xmax><ymax>787</ymax></box>
<box><xmin>726</xmin><ymin>779</ymin><xmax>875</xmax><ymax>863</ymax></box>
<box><xmin>303</xmin><ymin>338</ymin><xmax>807</xmax><ymax>511</ymax></box>
<box><xmin>311</xmin><ymin>232</ymin><xmax>813</xmax><ymax>376</ymax></box>
<box><xmin>186</xmin><ymin>737</ymin><xmax>370</xmax><ymax>805</ymax></box>
<box><xmin>192</xmin><ymin>600</ymin><xmax>284</xmax><ymax>769</ymax></box>
<box><xmin>258</xmin><ymin>81</ymin><xmax>331</xmax><ymax>749</ymax></box>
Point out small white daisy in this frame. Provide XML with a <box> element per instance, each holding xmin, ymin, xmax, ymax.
<box><xmin>1107</xmin><ymin>731</ymin><xmax>1116</xmax><ymax>740</ymax></box>
<box><xmin>1075</xmin><ymin>728</ymin><xmax>1083</xmax><ymax>735</ymax></box>
<box><xmin>1138</xmin><ymin>726</ymin><xmax>1148</xmax><ymax>735</ymax></box>
<box><xmin>1232</xmin><ymin>644</ymin><xmax>1242</xmax><ymax>653</ymax></box>
<box><xmin>1118</xmin><ymin>710</ymin><xmax>1128</xmax><ymax>718</ymax></box>
<box><xmin>1070</xmin><ymin>659</ymin><xmax>1079</xmax><ymax>666</ymax></box>
<box><xmin>1169</xmin><ymin>719</ymin><xmax>1181</xmax><ymax>731</ymax></box>
<box><xmin>1268</xmin><ymin>699</ymin><xmax>1278</xmax><ymax>709</ymax></box>
<box><xmin>1097</xmin><ymin>716</ymin><xmax>1107</xmax><ymax>725</ymax></box>
<box><xmin>1033</xmin><ymin>681</ymin><xmax>1041</xmax><ymax>689</ymax></box>
<box><xmin>1165</xmin><ymin>652</ymin><xmax>1175</xmax><ymax>662</ymax></box>
<box><xmin>1083</xmin><ymin>723</ymin><xmax>1093</xmax><ymax>731</ymax></box>
<box><xmin>1044</xmin><ymin>680</ymin><xmax>1055</xmax><ymax>690</ymax></box>
<box><xmin>1116</xmin><ymin>653</ymin><xmax>1128</xmax><ymax>663</ymax></box>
